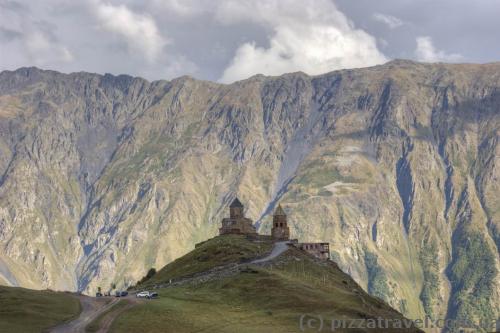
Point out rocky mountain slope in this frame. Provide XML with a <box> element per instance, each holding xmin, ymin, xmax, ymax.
<box><xmin>0</xmin><ymin>61</ymin><xmax>498</xmax><ymax>328</ymax></box>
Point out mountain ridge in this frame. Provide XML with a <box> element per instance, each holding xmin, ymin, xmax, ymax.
<box><xmin>5</xmin><ymin>57</ymin><xmax>500</xmax><ymax>82</ymax></box>
<box><xmin>0</xmin><ymin>60</ymin><xmax>498</xmax><ymax>330</ymax></box>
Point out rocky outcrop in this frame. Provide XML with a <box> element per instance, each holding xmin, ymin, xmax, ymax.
<box><xmin>0</xmin><ymin>61</ymin><xmax>498</xmax><ymax>328</ymax></box>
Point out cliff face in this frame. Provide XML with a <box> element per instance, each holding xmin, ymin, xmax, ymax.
<box><xmin>0</xmin><ymin>61</ymin><xmax>498</xmax><ymax>327</ymax></box>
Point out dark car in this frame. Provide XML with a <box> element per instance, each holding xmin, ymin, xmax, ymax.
<box><xmin>120</xmin><ymin>291</ymin><xmax>128</xmax><ymax>297</ymax></box>
<box><xmin>147</xmin><ymin>292</ymin><xmax>158</xmax><ymax>299</ymax></box>
<box><xmin>95</xmin><ymin>292</ymin><xmax>103</xmax><ymax>297</ymax></box>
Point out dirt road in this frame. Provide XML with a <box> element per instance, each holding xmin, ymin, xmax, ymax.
<box><xmin>250</xmin><ymin>241</ymin><xmax>289</xmax><ymax>264</ymax></box>
<box><xmin>50</xmin><ymin>296</ymin><xmax>119</xmax><ymax>333</ymax></box>
<box><xmin>50</xmin><ymin>242</ymin><xmax>291</xmax><ymax>332</ymax></box>
<box><xmin>149</xmin><ymin>241</ymin><xmax>291</xmax><ymax>290</ymax></box>
<box><xmin>94</xmin><ymin>300</ymin><xmax>137</xmax><ymax>333</ymax></box>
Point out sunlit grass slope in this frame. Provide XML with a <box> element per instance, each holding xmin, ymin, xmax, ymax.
<box><xmin>113</xmin><ymin>236</ymin><xmax>422</xmax><ymax>333</ymax></box>
<box><xmin>139</xmin><ymin>234</ymin><xmax>273</xmax><ymax>287</ymax></box>
<box><xmin>0</xmin><ymin>286</ymin><xmax>80</xmax><ymax>333</ymax></box>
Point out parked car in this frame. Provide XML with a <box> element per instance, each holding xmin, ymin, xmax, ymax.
<box><xmin>147</xmin><ymin>292</ymin><xmax>158</xmax><ymax>299</ymax></box>
<box><xmin>136</xmin><ymin>291</ymin><xmax>150</xmax><ymax>298</ymax></box>
<box><xmin>115</xmin><ymin>291</ymin><xmax>121</xmax><ymax>297</ymax></box>
<box><xmin>95</xmin><ymin>292</ymin><xmax>103</xmax><ymax>297</ymax></box>
<box><xmin>120</xmin><ymin>291</ymin><xmax>128</xmax><ymax>297</ymax></box>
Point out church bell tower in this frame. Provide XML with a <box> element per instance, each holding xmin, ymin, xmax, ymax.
<box><xmin>271</xmin><ymin>204</ymin><xmax>290</xmax><ymax>241</ymax></box>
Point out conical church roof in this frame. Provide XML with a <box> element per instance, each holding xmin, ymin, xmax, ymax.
<box><xmin>274</xmin><ymin>204</ymin><xmax>286</xmax><ymax>216</ymax></box>
<box><xmin>230</xmin><ymin>197</ymin><xmax>244</xmax><ymax>208</ymax></box>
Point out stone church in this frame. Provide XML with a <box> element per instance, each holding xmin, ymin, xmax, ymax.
<box><xmin>219</xmin><ymin>198</ymin><xmax>289</xmax><ymax>241</ymax></box>
<box><xmin>218</xmin><ymin>197</ymin><xmax>330</xmax><ymax>260</ymax></box>
<box><xmin>219</xmin><ymin>198</ymin><xmax>258</xmax><ymax>236</ymax></box>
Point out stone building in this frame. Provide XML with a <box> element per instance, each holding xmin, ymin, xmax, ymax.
<box><xmin>271</xmin><ymin>204</ymin><xmax>290</xmax><ymax>241</ymax></box>
<box><xmin>218</xmin><ymin>198</ymin><xmax>330</xmax><ymax>261</ymax></box>
<box><xmin>296</xmin><ymin>243</ymin><xmax>330</xmax><ymax>260</ymax></box>
<box><xmin>219</xmin><ymin>198</ymin><xmax>257</xmax><ymax>236</ymax></box>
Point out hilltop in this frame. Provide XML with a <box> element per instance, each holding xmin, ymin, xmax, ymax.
<box><xmin>105</xmin><ymin>235</ymin><xmax>423</xmax><ymax>332</ymax></box>
<box><xmin>0</xmin><ymin>235</ymin><xmax>424</xmax><ymax>332</ymax></box>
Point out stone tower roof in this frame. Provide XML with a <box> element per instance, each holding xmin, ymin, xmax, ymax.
<box><xmin>230</xmin><ymin>197</ymin><xmax>244</xmax><ymax>208</ymax></box>
<box><xmin>274</xmin><ymin>204</ymin><xmax>286</xmax><ymax>216</ymax></box>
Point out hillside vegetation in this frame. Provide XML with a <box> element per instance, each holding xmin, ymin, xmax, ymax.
<box><xmin>138</xmin><ymin>235</ymin><xmax>273</xmax><ymax>286</ymax></box>
<box><xmin>111</xmin><ymin>235</ymin><xmax>422</xmax><ymax>333</ymax></box>
<box><xmin>0</xmin><ymin>286</ymin><xmax>80</xmax><ymax>333</ymax></box>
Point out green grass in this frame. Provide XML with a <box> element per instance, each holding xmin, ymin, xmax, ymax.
<box><xmin>86</xmin><ymin>300</ymin><xmax>128</xmax><ymax>333</ymax></box>
<box><xmin>295</xmin><ymin>167</ymin><xmax>344</xmax><ymax>188</ymax></box>
<box><xmin>0</xmin><ymin>286</ymin><xmax>81</xmax><ymax>333</ymax></box>
<box><xmin>113</xmin><ymin>247</ymin><xmax>421</xmax><ymax>333</ymax></box>
<box><xmin>139</xmin><ymin>235</ymin><xmax>273</xmax><ymax>287</ymax></box>
<box><xmin>294</xmin><ymin>160</ymin><xmax>359</xmax><ymax>189</ymax></box>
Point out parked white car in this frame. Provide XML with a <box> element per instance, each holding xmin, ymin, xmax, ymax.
<box><xmin>136</xmin><ymin>291</ymin><xmax>150</xmax><ymax>298</ymax></box>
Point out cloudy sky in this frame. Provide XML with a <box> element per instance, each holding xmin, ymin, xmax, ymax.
<box><xmin>1</xmin><ymin>0</ymin><xmax>499</xmax><ymax>83</ymax></box>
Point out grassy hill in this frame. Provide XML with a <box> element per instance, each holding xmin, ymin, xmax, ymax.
<box><xmin>137</xmin><ymin>234</ymin><xmax>273</xmax><ymax>287</ymax></box>
<box><xmin>0</xmin><ymin>286</ymin><xmax>81</xmax><ymax>333</ymax></box>
<box><xmin>107</xmin><ymin>235</ymin><xmax>423</xmax><ymax>332</ymax></box>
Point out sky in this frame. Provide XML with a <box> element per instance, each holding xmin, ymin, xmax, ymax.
<box><xmin>0</xmin><ymin>0</ymin><xmax>499</xmax><ymax>83</ymax></box>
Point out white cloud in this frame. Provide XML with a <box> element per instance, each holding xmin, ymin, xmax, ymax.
<box><xmin>24</xmin><ymin>31</ymin><xmax>74</xmax><ymax>64</ymax></box>
<box><xmin>372</xmin><ymin>13</ymin><xmax>403</xmax><ymax>29</ymax></box>
<box><xmin>218</xmin><ymin>0</ymin><xmax>387</xmax><ymax>83</ymax></box>
<box><xmin>0</xmin><ymin>4</ymin><xmax>74</xmax><ymax>67</ymax></box>
<box><xmin>5</xmin><ymin>0</ymin><xmax>491</xmax><ymax>82</ymax></box>
<box><xmin>148</xmin><ymin>0</ymin><xmax>207</xmax><ymax>18</ymax></box>
<box><xmin>60</xmin><ymin>46</ymin><xmax>74</xmax><ymax>62</ymax></box>
<box><xmin>91</xmin><ymin>0</ymin><xmax>167</xmax><ymax>62</ymax></box>
<box><xmin>415</xmin><ymin>36</ymin><xmax>462</xmax><ymax>62</ymax></box>
<box><xmin>163</xmin><ymin>55</ymin><xmax>199</xmax><ymax>78</ymax></box>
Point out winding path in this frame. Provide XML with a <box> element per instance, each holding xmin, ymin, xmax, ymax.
<box><xmin>250</xmin><ymin>241</ymin><xmax>289</xmax><ymax>264</ymax></box>
<box><xmin>94</xmin><ymin>300</ymin><xmax>137</xmax><ymax>333</ymax></box>
<box><xmin>50</xmin><ymin>241</ymin><xmax>291</xmax><ymax>332</ymax></box>
<box><xmin>153</xmin><ymin>241</ymin><xmax>291</xmax><ymax>290</ymax></box>
<box><xmin>50</xmin><ymin>296</ymin><xmax>119</xmax><ymax>333</ymax></box>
